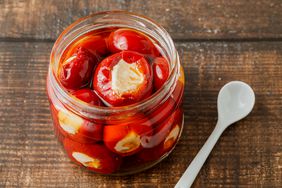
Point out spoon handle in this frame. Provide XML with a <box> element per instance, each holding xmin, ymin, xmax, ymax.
<box><xmin>175</xmin><ymin>121</ymin><xmax>225</xmax><ymax>188</ymax></box>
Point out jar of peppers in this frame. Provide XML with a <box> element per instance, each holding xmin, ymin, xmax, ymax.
<box><xmin>46</xmin><ymin>11</ymin><xmax>185</xmax><ymax>175</ymax></box>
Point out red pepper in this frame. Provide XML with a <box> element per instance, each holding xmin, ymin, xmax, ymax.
<box><xmin>58</xmin><ymin>47</ymin><xmax>97</xmax><ymax>90</ymax></box>
<box><xmin>72</xmin><ymin>88</ymin><xmax>104</xmax><ymax>106</ymax></box>
<box><xmin>108</xmin><ymin>29</ymin><xmax>160</xmax><ymax>56</ymax></box>
<box><xmin>103</xmin><ymin>116</ymin><xmax>152</xmax><ymax>156</ymax></box>
<box><xmin>56</xmin><ymin>108</ymin><xmax>103</xmax><ymax>143</ymax></box>
<box><xmin>152</xmin><ymin>57</ymin><xmax>170</xmax><ymax>91</ymax></box>
<box><xmin>137</xmin><ymin>109</ymin><xmax>183</xmax><ymax>162</ymax></box>
<box><xmin>93</xmin><ymin>51</ymin><xmax>153</xmax><ymax>106</ymax></box>
<box><xmin>64</xmin><ymin>35</ymin><xmax>108</xmax><ymax>60</ymax></box>
<box><xmin>63</xmin><ymin>138</ymin><xmax>121</xmax><ymax>174</ymax></box>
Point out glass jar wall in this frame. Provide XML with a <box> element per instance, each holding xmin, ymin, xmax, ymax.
<box><xmin>46</xmin><ymin>11</ymin><xmax>185</xmax><ymax>175</ymax></box>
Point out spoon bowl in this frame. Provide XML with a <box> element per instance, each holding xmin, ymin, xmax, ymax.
<box><xmin>218</xmin><ymin>81</ymin><xmax>255</xmax><ymax>126</ymax></box>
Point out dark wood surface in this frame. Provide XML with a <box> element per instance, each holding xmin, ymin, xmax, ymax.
<box><xmin>1</xmin><ymin>0</ymin><xmax>282</xmax><ymax>40</ymax></box>
<box><xmin>0</xmin><ymin>1</ymin><xmax>281</xmax><ymax>187</ymax></box>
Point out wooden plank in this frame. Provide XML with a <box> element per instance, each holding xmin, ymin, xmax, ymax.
<box><xmin>0</xmin><ymin>41</ymin><xmax>281</xmax><ymax>187</ymax></box>
<box><xmin>1</xmin><ymin>0</ymin><xmax>282</xmax><ymax>41</ymax></box>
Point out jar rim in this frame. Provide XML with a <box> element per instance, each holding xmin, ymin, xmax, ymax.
<box><xmin>49</xmin><ymin>11</ymin><xmax>180</xmax><ymax>116</ymax></box>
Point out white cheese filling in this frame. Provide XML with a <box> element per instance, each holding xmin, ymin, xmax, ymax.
<box><xmin>72</xmin><ymin>152</ymin><xmax>94</xmax><ymax>164</ymax></box>
<box><xmin>72</xmin><ymin>152</ymin><xmax>100</xmax><ymax>168</ymax></box>
<box><xmin>164</xmin><ymin>125</ymin><xmax>180</xmax><ymax>144</ymax></box>
<box><xmin>114</xmin><ymin>132</ymin><xmax>141</xmax><ymax>153</ymax></box>
<box><xmin>58</xmin><ymin>110</ymin><xmax>84</xmax><ymax>135</ymax></box>
<box><xmin>111</xmin><ymin>59</ymin><xmax>144</xmax><ymax>95</ymax></box>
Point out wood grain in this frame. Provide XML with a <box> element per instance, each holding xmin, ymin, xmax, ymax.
<box><xmin>0</xmin><ymin>41</ymin><xmax>281</xmax><ymax>187</ymax></box>
<box><xmin>1</xmin><ymin>0</ymin><xmax>282</xmax><ymax>41</ymax></box>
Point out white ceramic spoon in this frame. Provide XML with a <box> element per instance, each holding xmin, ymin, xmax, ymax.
<box><xmin>175</xmin><ymin>81</ymin><xmax>255</xmax><ymax>188</ymax></box>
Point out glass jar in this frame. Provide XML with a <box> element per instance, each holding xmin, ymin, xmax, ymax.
<box><xmin>46</xmin><ymin>11</ymin><xmax>185</xmax><ymax>175</ymax></box>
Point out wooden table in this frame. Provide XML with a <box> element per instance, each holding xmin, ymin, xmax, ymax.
<box><xmin>1</xmin><ymin>1</ymin><xmax>281</xmax><ymax>187</ymax></box>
